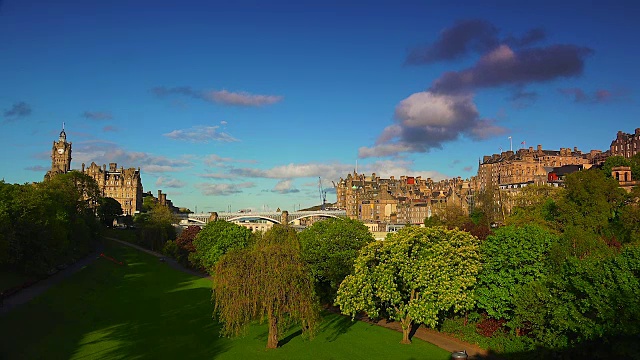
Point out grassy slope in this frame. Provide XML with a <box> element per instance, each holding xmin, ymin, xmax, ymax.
<box><xmin>0</xmin><ymin>241</ymin><xmax>449</xmax><ymax>360</ymax></box>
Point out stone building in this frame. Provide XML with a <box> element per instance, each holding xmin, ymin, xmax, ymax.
<box><xmin>44</xmin><ymin>126</ymin><xmax>144</xmax><ymax>215</ymax></box>
<box><xmin>141</xmin><ymin>190</ymin><xmax>178</xmax><ymax>213</ymax></box>
<box><xmin>610</xmin><ymin>128</ymin><xmax>640</xmax><ymax>158</ymax></box>
<box><xmin>44</xmin><ymin>127</ymin><xmax>72</xmax><ymax>180</ymax></box>
<box><xmin>475</xmin><ymin>145</ymin><xmax>594</xmax><ymax>193</ymax></box>
<box><xmin>612</xmin><ymin>166</ymin><xmax>639</xmax><ymax>192</ymax></box>
<box><xmin>335</xmin><ymin>172</ymin><xmax>472</xmax><ymax>224</ymax></box>
<box><xmin>82</xmin><ymin>162</ymin><xmax>143</xmax><ymax>215</ymax></box>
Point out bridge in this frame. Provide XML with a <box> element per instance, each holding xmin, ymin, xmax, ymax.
<box><xmin>185</xmin><ymin>209</ymin><xmax>346</xmax><ymax>226</ymax></box>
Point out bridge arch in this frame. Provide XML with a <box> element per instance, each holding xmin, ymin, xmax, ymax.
<box><xmin>227</xmin><ymin>215</ymin><xmax>282</xmax><ymax>224</ymax></box>
<box><xmin>184</xmin><ymin>218</ymin><xmax>206</xmax><ymax>225</ymax></box>
<box><xmin>288</xmin><ymin>213</ymin><xmax>341</xmax><ymax>224</ymax></box>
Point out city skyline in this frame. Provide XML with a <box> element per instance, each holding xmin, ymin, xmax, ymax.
<box><xmin>1</xmin><ymin>1</ymin><xmax>638</xmax><ymax>212</ymax></box>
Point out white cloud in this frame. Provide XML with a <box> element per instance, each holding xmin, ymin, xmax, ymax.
<box><xmin>156</xmin><ymin>176</ymin><xmax>187</xmax><ymax>188</ymax></box>
<box><xmin>210</xmin><ymin>160</ymin><xmax>450</xmax><ymax>187</ymax></box>
<box><xmin>203</xmin><ymin>154</ymin><xmax>257</xmax><ymax>167</ymax></box>
<box><xmin>230</xmin><ymin>163</ymin><xmax>354</xmax><ymax>181</ymax></box>
<box><xmin>73</xmin><ymin>140</ymin><xmax>192</xmax><ymax>174</ymax></box>
<box><xmin>359</xmin><ymin>91</ymin><xmax>507</xmax><ymax>158</ymax></box>
<box><xmin>196</xmin><ymin>182</ymin><xmax>255</xmax><ymax>196</ymax></box>
<box><xmin>202</xmin><ymin>90</ymin><xmax>283</xmax><ymax>107</ymax></box>
<box><xmin>271</xmin><ymin>179</ymin><xmax>300</xmax><ymax>194</ymax></box>
<box><xmin>152</xmin><ymin>86</ymin><xmax>283</xmax><ymax>107</ymax></box>
<box><xmin>164</xmin><ymin>126</ymin><xmax>238</xmax><ymax>143</ymax></box>
<box><xmin>364</xmin><ymin>159</ymin><xmax>449</xmax><ymax>181</ymax></box>
<box><xmin>197</xmin><ymin>172</ymin><xmax>237</xmax><ymax>179</ymax></box>
<box><xmin>82</xmin><ymin>111</ymin><xmax>113</xmax><ymax>120</ymax></box>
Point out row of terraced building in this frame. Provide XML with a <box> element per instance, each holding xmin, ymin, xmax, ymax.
<box><xmin>335</xmin><ymin>128</ymin><xmax>640</xmax><ymax>225</ymax></box>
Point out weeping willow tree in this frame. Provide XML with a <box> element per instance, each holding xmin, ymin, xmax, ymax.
<box><xmin>212</xmin><ymin>225</ymin><xmax>319</xmax><ymax>349</ymax></box>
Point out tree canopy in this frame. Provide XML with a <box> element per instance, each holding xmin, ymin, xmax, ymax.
<box><xmin>212</xmin><ymin>225</ymin><xmax>319</xmax><ymax>349</ymax></box>
<box><xmin>97</xmin><ymin>197</ymin><xmax>123</xmax><ymax>226</ymax></box>
<box><xmin>299</xmin><ymin>218</ymin><xmax>374</xmax><ymax>303</ymax></box>
<box><xmin>552</xmin><ymin>169</ymin><xmax>627</xmax><ymax>260</ymax></box>
<box><xmin>336</xmin><ymin>226</ymin><xmax>481</xmax><ymax>344</ymax></box>
<box><xmin>602</xmin><ymin>155</ymin><xmax>640</xmax><ymax>179</ymax></box>
<box><xmin>190</xmin><ymin>220</ymin><xmax>253</xmax><ymax>272</ymax></box>
<box><xmin>476</xmin><ymin>225</ymin><xmax>559</xmax><ymax>322</ymax></box>
<box><xmin>0</xmin><ymin>174</ymin><xmax>100</xmax><ymax>274</ymax></box>
<box><xmin>135</xmin><ymin>202</ymin><xmax>178</xmax><ymax>251</ymax></box>
<box><xmin>512</xmin><ymin>246</ymin><xmax>640</xmax><ymax>348</ymax></box>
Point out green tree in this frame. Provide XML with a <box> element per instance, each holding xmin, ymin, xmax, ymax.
<box><xmin>46</xmin><ymin>170</ymin><xmax>101</xmax><ymax>213</ymax></box>
<box><xmin>142</xmin><ymin>195</ymin><xmax>156</xmax><ymax>212</ymax></box>
<box><xmin>423</xmin><ymin>214</ymin><xmax>443</xmax><ymax>227</ymax></box>
<box><xmin>602</xmin><ymin>155</ymin><xmax>640</xmax><ymax>179</ymax></box>
<box><xmin>212</xmin><ymin>225</ymin><xmax>319</xmax><ymax>349</ymax></box>
<box><xmin>561</xmin><ymin>169</ymin><xmax>626</xmax><ymax>232</ymax></box>
<box><xmin>163</xmin><ymin>224</ymin><xmax>200</xmax><ymax>266</ymax></box>
<box><xmin>553</xmin><ymin>169</ymin><xmax>626</xmax><ymax>260</ymax></box>
<box><xmin>506</xmin><ymin>185</ymin><xmax>564</xmax><ymax>231</ymax></box>
<box><xmin>97</xmin><ymin>197</ymin><xmax>123</xmax><ymax>226</ymax></box>
<box><xmin>474</xmin><ymin>187</ymin><xmax>505</xmax><ymax>226</ymax></box>
<box><xmin>616</xmin><ymin>204</ymin><xmax>640</xmax><ymax>243</ymax></box>
<box><xmin>0</xmin><ymin>174</ymin><xmax>100</xmax><ymax>274</ymax></box>
<box><xmin>299</xmin><ymin>218</ymin><xmax>374</xmax><ymax>303</ymax></box>
<box><xmin>476</xmin><ymin>225</ymin><xmax>558</xmax><ymax>322</ymax></box>
<box><xmin>513</xmin><ymin>246</ymin><xmax>640</xmax><ymax>348</ymax></box>
<box><xmin>336</xmin><ymin>226</ymin><xmax>481</xmax><ymax>344</ymax></box>
<box><xmin>136</xmin><ymin>202</ymin><xmax>178</xmax><ymax>250</ymax></box>
<box><xmin>190</xmin><ymin>220</ymin><xmax>253</xmax><ymax>272</ymax></box>
<box><xmin>433</xmin><ymin>205</ymin><xmax>468</xmax><ymax>229</ymax></box>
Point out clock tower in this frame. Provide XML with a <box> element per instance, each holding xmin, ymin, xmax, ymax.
<box><xmin>45</xmin><ymin>124</ymin><xmax>72</xmax><ymax>180</ymax></box>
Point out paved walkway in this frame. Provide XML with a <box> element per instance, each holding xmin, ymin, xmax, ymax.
<box><xmin>0</xmin><ymin>244</ymin><xmax>103</xmax><ymax>316</ymax></box>
<box><xmin>361</xmin><ymin>315</ymin><xmax>488</xmax><ymax>358</ymax></box>
<box><xmin>3</xmin><ymin>237</ymin><xmax>490</xmax><ymax>358</ymax></box>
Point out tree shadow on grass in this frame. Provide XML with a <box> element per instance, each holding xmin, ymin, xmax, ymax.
<box><xmin>408</xmin><ymin>322</ymin><xmax>420</xmax><ymax>341</ymax></box>
<box><xmin>0</xmin><ymin>241</ymin><xmax>230</xmax><ymax>360</ymax></box>
<box><xmin>253</xmin><ymin>321</ymin><xmax>304</xmax><ymax>348</ymax></box>
<box><xmin>252</xmin><ymin>311</ymin><xmax>357</xmax><ymax>348</ymax></box>
<box><xmin>278</xmin><ymin>329</ymin><xmax>303</xmax><ymax>347</ymax></box>
<box><xmin>318</xmin><ymin>311</ymin><xmax>357</xmax><ymax>342</ymax></box>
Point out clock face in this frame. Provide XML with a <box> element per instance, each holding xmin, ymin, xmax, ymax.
<box><xmin>57</xmin><ymin>148</ymin><xmax>64</xmax><ymax>154</ymax></box>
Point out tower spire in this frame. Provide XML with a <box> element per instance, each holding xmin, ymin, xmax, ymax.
<box><xmin>59</xmin><ymin>122</ymin><xmax>67</xmax><ymax>141</ymax></box>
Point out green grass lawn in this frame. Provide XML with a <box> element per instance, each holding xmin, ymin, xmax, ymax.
<box><xmin>102</xmin><ymin>227</ymin><xmax>138</xmax><ymax>243</ymax></box>
<box><xmin>0</xmin><ymin>241</ymin><xmax>450</xmax><ymax>360</ymax></box>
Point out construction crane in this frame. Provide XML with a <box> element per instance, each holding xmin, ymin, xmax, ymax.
<box><xmin>318</xmin><ymin>177</ymin><xmax>327</xmax><ymax>210</ymax></box>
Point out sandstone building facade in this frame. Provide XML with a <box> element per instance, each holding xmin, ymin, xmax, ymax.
<box><xmin>610</xmin><ymin>128</ymin><xmax>640</xmax><ymax>159</ymax></box>
<box><xmin>335</xmin><ymin>172</ymin><xmax>472</xmax><ymax>225</ymax></box>
<box><xmin>44</xmin><ymin>126</ymin><xmax>144</xmax><ymax>215</ymax></box>
<box><xmin>474</xmin><ymin>145</ymin><xmax>597</xmax><ymax>193</ymax></box>
<box><xmin>82</xmin><ymin>162</ymin><xmax>143</xmax><ymax>215</ymax></box>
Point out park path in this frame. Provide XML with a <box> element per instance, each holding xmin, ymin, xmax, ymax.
<box><xmin>3</xmin><ymin>236</ymin><xmax>490</xmax><ymax>358</ymax></box>
<box><xmin>0</xmin><ymin>243</ymin><xmax>103</xmax><ymax>316</ymax></box>
<box><xmin>356</xmin><ymin>314</ymin><xmax>489</xmax><ymax>358</ymax></box>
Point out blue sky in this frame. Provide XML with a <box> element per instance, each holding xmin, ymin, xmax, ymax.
<box><xmin>1</xmin><ymin>1</ymin><xmax>638</xmax><ymax>212</ymax></box>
